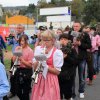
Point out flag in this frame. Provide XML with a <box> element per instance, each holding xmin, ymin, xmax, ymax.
<box><xmin>0</xmin><ymin>26</ymin><xmax>10</xmax><ymax>42</ymax></box>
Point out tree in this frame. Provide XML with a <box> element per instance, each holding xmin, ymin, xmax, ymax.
<box><xmin>50</xmin><ymin>0</ymin><xmax>69</xmax><ymax>7</ymax></box>
<box><xmin>51</xmin><ymin>0</ymin><xmax>58</xmax><ymax>5</ymax></box>
<box><xmin>27</xmin><ymin>4</ymin><xmax>36</xmax><ymax>13</ymax></box>
<box><xmin>83</xmin><ymin>0</ymin><xmax>100</xmax><ymax>25</ymax></box>
<box><xmin>55</xmin><ymin>0</ymin><xmax>68</xmax><ymax>7</ymax></box>
<box><xmin>19</xmin><ymin>9</ymin><xmax>26</xmax><ymax>15</ymax></box>
<box><xmin>37</xmin><ymin>0</ymin><xmax>48</xmax><ymax>8</ymax></box>
<box><xmin>19</xmin><ymin>3</ymin><xmax>36</xmax><ymax>15</ymax></box>
<box><xmin>71</xmin><ymin>0</ymin><xmax>85</xmax><ymax>21</ymax></box>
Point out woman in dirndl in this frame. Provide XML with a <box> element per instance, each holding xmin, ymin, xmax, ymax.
<box><xmin>31</xmin><ymin>30</ymin><xmax>63</xmax><ymax>100</ymax></box>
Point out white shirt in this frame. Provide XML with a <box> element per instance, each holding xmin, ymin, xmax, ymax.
<box><xmin>33</xmin><ymin>46</ymin><xmax>63</xmax><ymax>71</ymax></box>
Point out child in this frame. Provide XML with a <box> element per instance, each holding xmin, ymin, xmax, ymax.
<box><xmin>58</xmin><ymin>33</ymin><xmax>78</xmax><ymax>100</ymax></box>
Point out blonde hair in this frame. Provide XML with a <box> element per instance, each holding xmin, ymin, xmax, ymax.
<box><xmin>41</xmin><ymin>30</ymin><xmax>56</xmax><ymax>40</ymax></box>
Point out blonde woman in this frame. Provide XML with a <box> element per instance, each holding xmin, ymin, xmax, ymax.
<box><xmin>31</xmin><ymin>30</ymin><xmax>63</xmax><ymax>100</ymax></box>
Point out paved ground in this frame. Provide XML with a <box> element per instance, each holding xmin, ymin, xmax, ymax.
<box><xmin>9</xmin><ymin>69</ymin><xmax>100</xmax><ymax>100</ymax></box>
<box><xmin>75</xmin><ymin>72</ymin><xmax>100</xmax><ymax>100</ymax></box>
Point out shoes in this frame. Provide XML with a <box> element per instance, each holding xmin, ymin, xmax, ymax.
<box><xmin>70</xmin><ymin>98</ymin><xmax>73</xmax><ymax>100</ymax></box>
<box><xmin>7</xmin><ymin>93</ymin><xmax>15</xmax><ymax>98</ymax></box>
<box><xmin>3</xmin><ymin>95</ymin><xmax>9</xmax><ymax>100</ymax></box>
<box><xmin>79</xmin><ymin>93</ymin><xmax>84</xmax><ymax>99</ymax></box>
<box><xmin>86</xmin><ymin>78</ymin><xmax>89</xmax><ymax>82</ymax></box>
<box><xmin>88</xmin><ymin>80</ymin><xmax>93</xmax><ymax>85</ymax></box>
<box><xmin>67</xmin><ymin>98</ymin><xmax>73</xmax><ymax>100</ymax></box>
<box><xmin>72</xmin><ymin>94</ymin><xmax>76</xmax><ymax>99</ymax></box>
<box><xmin>93</xmin><ymin>75</ymin><xmax>97</xmax><ymax>79</ymax></box>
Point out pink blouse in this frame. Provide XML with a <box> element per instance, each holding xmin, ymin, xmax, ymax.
<box><xmin>91</xmin><ymin>35</ymin><xmax>100</xmax><ymax>52</ymax></box>
<box><xmin>15</xmin><ymin>46</ymin><xmax>34</xmax><ymax>68</ymax></box>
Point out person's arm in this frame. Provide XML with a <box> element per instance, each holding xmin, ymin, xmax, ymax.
<box><xmin>96</xmin><ymin>35</ymin><xmax>100</xmax><ymax>46</ymax></box>
<box><xmin>32</xmin><ymin>46</ymin><xmax>42</xmax><ymax>70</ymax></box>
<box><xmin>79</xmin><ymin>33</ymin><xmax>92</xmax><ymax>50</ymax></box>
<box><xmin>48</xmin><ymin>67</ymin><xmax>60</xmax><ymax>75</ymax></box>
<box><xmin>0</xmin><ymin>63</ymin><xmax>10</xmax><ymax>98</ymax></box>
<box><xmin>64</xmin><ymin>49</ymin><xmax>78</xmax><ymax>67</ymax></box>
<box><xmin>48</xmin><ymin>49</ymin><xmax>63</xmax><ymax>75</ymax></box>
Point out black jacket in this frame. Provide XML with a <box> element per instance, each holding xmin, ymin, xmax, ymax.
<box><xmin>59</xmin><ymin>48</ymin><xmax>78</xmax><ymax>80</ymax></box>
<box><xmin>68</xmin><ymin>31</ymin><xmax>92</xmax><ymax>61</ymax></box>
<box><xmin>78</xmin><ymin>32</ymin><xmax>92</xmax><ymax>61</ymax></box>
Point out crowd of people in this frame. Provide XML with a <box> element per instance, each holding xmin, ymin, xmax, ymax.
<box><xmin>0</xmin><ymin>22</ymin><xmax>100</xmax><ymax>100</ymax></box>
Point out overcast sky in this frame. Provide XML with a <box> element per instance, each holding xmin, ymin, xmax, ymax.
<box><xmin>0</xmin><ymin>0</ymin><xmax>50</xmax><ymax>7</ymax></box>
<box><xmin>0</xmin><ymin>0</ymin><xmax>72</xmax><ymax>7</ymax></box>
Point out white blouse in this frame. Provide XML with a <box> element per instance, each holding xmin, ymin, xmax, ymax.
<box><xmin>33</xmin><ymin>46</ymin><xmax>63</xmax><ymax>71</ymax></box>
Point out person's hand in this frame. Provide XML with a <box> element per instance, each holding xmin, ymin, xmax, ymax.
<box><xmin>63</xmin><ymin>53</ymin><xmax>67</xmax><ymax>58</ymax></box>
<box><xmin>96</xmin><ymin>42</ymin><xmax>100</xmax><ymax>47</ymax></box>
<box><xmin>16</xmin><ymin>46</ymin><xmax>22</xmax><ymax>50</ymax></box>
<box><xmin>41</xmin><ymin>61</ymin><xmax>48</xmax><ymax>68</ymax></box>
<box><xmin>18</xmin><ymin>57</ymin><xmax>24</xmax><ymax>64</ymax></box>
<box><xmin>41</xmin><ymin>61</ymin><xmax>48</xmax><ymax>79</ymax></box>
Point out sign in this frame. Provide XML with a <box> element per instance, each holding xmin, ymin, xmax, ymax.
<box><xmin>0</xmin><ymin>26</ymin><xmax>10</xmax><ymax>41</ymax></box>
<box><xmin>47</xmin><ymin>15</ymin><xmax>71</xmax><ymax>22</ymax></box>
<box><xmin>40</xmin><ymin>7</ymin><xmax>69</xmax><ymax>15</ymax></box>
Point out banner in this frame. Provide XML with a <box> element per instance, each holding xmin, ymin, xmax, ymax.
<box><xmin>40</xmin><ymin>7</ymin><xmax>69</xmax><ymax>15</ymax></box>
<box><xmin>0</xmin><ymin>26</ymin><xmax>10</xmax><ymax>42</ymax></box>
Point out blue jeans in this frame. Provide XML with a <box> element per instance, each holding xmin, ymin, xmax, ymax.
<box><xmin>97</xmin><ymin>55</ymin><xmax>100</xmax><ymax>72</ymax></box>
<box><xmin>92</xmin><ymin>51</ymin><xmax>98</xmax><ymax>74</ymax></box>
<box><xmin>78</xmin><ymin>60</ymin><xmax>86</xmax><ymax>93</ymax></box>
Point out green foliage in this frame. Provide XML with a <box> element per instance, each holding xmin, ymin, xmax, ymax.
<box><xmin>5</xmin><ymin>12</ymin><xmax>12</xmax><ymax>17</ymax></box>
<box><xmin>71</xmin><ymin>0</ymin><xmax>85</xmax><ymax>20</ymax></box>
<box><xmin>90</xmin><ymin>19</ymin><xmax>97</xmax><ymax>27</ymax></box>
<box><xmin>26</xmin><ymin>4</ymin><xmax>36</xmax><ymax>13</ymax></box>
<box><xmin>37</xmin><ymin>0</ymin><xmax>48</xmax><ymax>8</ymax></box>
<box><xmin>19</xmin><ymin>3</ymin><xmax>36</xmax><ymax>15</ymax></box>
<box><xmin>1</xmin><ymin>11</ymin><xmax>12</xmax><ymax>23</ymax></box>
<box><xmin>5</xmin><ymin>59</ymin><xmax>11</xmax><ymax>70</ymax></box>
<box><xmin>6</xmin><ymin>44</ymin><xmax>12</xmax><ymax>51</ymax></box>
<box><xmin>51</xmin><ymin>0</ymin><xmax>58</xmax><ymax>5</ymax></box>
<box><xmin>2</xmin><ymin>0</ymin><xmax>99</xmax><ymax>25</ymax></box>
<box><xmin>49</xmin><ymin>0</ymin><xmax>69</xmax><ymax>7</ymax></box>
<box><xmin>83</xmin><ymin>0</ymin><xmax>100</xmax><ymax>25</ymax></box>
<box><xmin>59</xmin><ymin>0</ymin><xmax>68</xmax><ymax>6</ymax></box>
<box><xmin>4</xmin><ymin>45</ymin><xmax>12</xmax><ymax>70</ymax></box>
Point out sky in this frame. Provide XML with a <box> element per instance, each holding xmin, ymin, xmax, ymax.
<box><xmin>0</xmin><ymin>0</ymin><xmax>50</xmax><ymax>7</ymax></box>
<box><xmin>0</xmin><ymin>0</ymin><xmax>72</xmax><ymax>7</ymax></box>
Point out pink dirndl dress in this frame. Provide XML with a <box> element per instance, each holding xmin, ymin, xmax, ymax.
<box><xmin>31</xmin><ymin>48</ymin><xmax>61</xmax><ymax>100</ymax></box>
